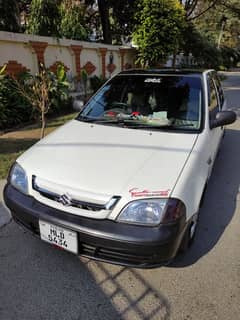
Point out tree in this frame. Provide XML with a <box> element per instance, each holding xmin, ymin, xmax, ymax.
<box><xmin>193</xmin><ymin>0</ymin><xmax>240</xmax><ymax>49</ymax></box>
<box><xmin>12</xmin><ymin>64</ymin><xmax>69</xmax><ymax>139</ymax></box>
<box><xmin>109</xmin><ymin>0</ymin><xmax>136</xmax><ymax>44</ymax></box>
<box><xmin>178</xmin><ymin>0</ymin><xmax>240</xmax><ymax>69</ymax></box>
<box><xmin>81</xmin><ymin>0</ymin><xmax>112</xmax><ymax>43</ymax></box>
<box><xmin>81</xmin><ymin>0</ymin><xmax>137</xmax><ymax>44</ymax></box>
<box><xmin>97</xmin><ymin>0</ymin><xmax>112</xmax><ymax>44</ymax></box>
<box><xmin>27</xmin><ymin>0</ymin><xmax>61</xmax><ymax>37</ymax></box>
<box><xmin>98</xmin><ymin>0</ymin><xmax>137</xmax><ymax>44</ymax></box>
<box><xmin>18</xmin><ymin>0</ymin><xmax>32</xmax><ymax>31</ymax></box>
<box><xmin>0</xmin><ymin>0</ymin><xmax>20</xmax><ymax>32</ymax></box>
<box><xmin>133</xmin><ymin>0</ymin><xmax>186</xmax><ymax>67</ymax></box>
<box><xmin>182</xmin><ymin>23</ymin><xmax>222</xmax><ymax>68</ymax></box>
<box><xmin>60</xmin><ymin>1</ymin><xmax>88</xmax><ymax>40</ymax></box>
<box><xmin>179</xmin><ymin>0</ymin><xmax>222</xmax><ymax>20</ymax></box>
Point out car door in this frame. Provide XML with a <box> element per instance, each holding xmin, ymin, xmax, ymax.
<box><xmin>207</xmin><ymin>72</ymin><xmax>224</xmax><ymax>176</ymax></box>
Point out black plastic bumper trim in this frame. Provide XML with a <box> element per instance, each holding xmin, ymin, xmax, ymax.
<box><xmin>4</xmin><ymin>184</ymin><xmax>187</xmax><ymax>267</ymax></box>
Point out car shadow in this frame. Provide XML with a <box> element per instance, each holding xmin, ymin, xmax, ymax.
<box><xmin>1</xmin><ymin>128</ymin><xmax>239</xmax><ymax>318</ymax></box>
<box><xmin>0</xmin><ymin>222</ymin><xmax>171</xmax><ymax>320</ymax></box>
<box><xmin>0</xmin><ymin>201</ymin><xmax>11</xmax><ymax>228</ymax></box>
<box><xmin>170</xmin><ymin>127</ymin><xmax>240</xmax><ymax>267</ymax></box>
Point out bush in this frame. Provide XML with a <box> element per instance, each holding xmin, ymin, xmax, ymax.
<box><xmin>89</xmin><ymin>75</ymin><xmax>106</xmax><ymax>93</ymax></box>
<box><xmin>0</xmin><ymin>75</ymin><xmax>33</xmax><ymax>130</ymax></box>
<box><xmin>182</xmin><ymin>24</ymin><xmax>222</xmax><ymax>69</ymax></box>
<box><xmin>0</xmin><ymin>65</ymin><xmax>71</xmax><ymax>132</ymax></box>
<box><xmin>218</xmin><ymin>65</ymin><xmax>227</xmax><ymax>71</ymax></box>
<box><xmin>220</xmin><ymin>47</ymin><xmax>240</xmax><ymax>70</ymax></box>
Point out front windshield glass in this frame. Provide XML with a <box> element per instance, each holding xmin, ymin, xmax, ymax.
<box><xmin>78</xmin><ymin>74</ymin><xmax>203</xmax><ymax>131</ymax></box>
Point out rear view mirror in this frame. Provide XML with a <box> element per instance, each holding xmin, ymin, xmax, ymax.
<box><xmin>210</xmin><ymin>110</ymin><xmax>236</xmax><ymax>129</ymax></box>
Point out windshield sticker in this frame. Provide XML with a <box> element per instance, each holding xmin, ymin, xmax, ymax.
<box><xmin>129</xmin><ymin>188</ymin><xmax>170</xmax><ymax>198</ymax></box>
<box><xmin>106</xmin><ymin>111</ymin><xmax>117</xmax><ymax>117</ymax></box>
<box><xmin>144</xmin><ymin>78</ymin><xmax>162</xmax><ymax>83</ymax></box>
<box><xmin>131</xmin><ymin>111</ymin><xmax>141</xmax><ymax>117</ymax></box>
<box><xmin>152</xmin><ymin>111</ymin><xmax>167</xmax><ymax>119</ymax></box>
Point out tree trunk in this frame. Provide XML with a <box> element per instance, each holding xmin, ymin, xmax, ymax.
<box><xmin>40</xmin><ymin>109</ymin><xmax>45</xmax><ymax>139</ymax></box>
<box><xmin>172</xmin><ymin>46</ymin><xmax>178</xmax><ymax>68</ymax></box>
<box><xmin>172</xmin><ymin>53</ymin><xmax>177</xmax><ymax>68</ymax></box>
<box><xmin>98</xmin><ymin>0</ymin><xmax>112</xmax><ymax>44</ymax></box>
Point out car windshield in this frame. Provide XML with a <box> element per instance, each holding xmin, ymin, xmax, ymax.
<box><xmin>78</xmin><ymin>74</ymin><xmax>203</xmax><ymax>131</ymax></box>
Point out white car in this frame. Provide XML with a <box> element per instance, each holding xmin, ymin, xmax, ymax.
<box><xmin>4</xmin><ymin>69</ymin><xmax>236</xmax><ymax>268</ymax></box>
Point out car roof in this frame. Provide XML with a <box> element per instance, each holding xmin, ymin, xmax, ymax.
<box><xmin>118</xmin><ymin>68</ymin><xmax>212</xmax><ymax>76</ymax></box>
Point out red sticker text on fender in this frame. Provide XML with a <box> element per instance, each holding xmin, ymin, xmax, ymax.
<box><xmin>129</xmin><ymin>188</ymin><xmax>170</xmax><ymax>198</ymax></box>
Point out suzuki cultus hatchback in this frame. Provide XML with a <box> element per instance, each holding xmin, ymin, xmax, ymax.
<box><xmin>4</xmin><ymin>69</ymin><xmax>236</xmax><ymax>267</ymax></box>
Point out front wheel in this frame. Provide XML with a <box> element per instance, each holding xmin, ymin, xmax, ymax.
<box><xmin>179</xmin><ymin>212</ymin><xmax>199</xmax><ymax>252</ymax></box>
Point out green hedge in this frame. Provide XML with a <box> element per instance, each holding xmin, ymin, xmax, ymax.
<box><xmin>0</xmin><ymin>72</ymin><xmax>72</xmax><ymax>131</ymax></box>
<box><xmin>0</xmin><ymin>75</ymin><xmax>33</xmax><ymax>130</ymax></box>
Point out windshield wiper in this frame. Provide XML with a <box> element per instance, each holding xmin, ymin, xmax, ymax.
<box><xmin>77</xmin><ymin>116</ymin><xmax>127</xmax><ymax>125</ymax></box>
<box><xmin>124</xmin><ymin>122</ymin><xmax>195</xmax><ymax>130</ymax></box>
<box><xmin>77</xmin><ymin>116</ymin><xmax>195</xmax><ymax>130</ymax></box>
<box><xmin>77</xmin><ymin>116</ymin><xmax>101</xmax><ymax>123</ymax></box>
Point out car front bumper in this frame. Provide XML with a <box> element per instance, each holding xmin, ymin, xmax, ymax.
<box><xmin>4</xmin><ymin>184</ymin><xmax>187</xmax><ymax>268</ymax></box>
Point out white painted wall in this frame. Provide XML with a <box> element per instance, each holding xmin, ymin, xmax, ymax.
<box><xmin>0</xmin><ymin>31</ymin><xmax>135</xmax><ymax>79</ymax></box>
<box><xmin>0</xmin><ymin>41</ymin><xmax>37</xmax><ymax>74</ymax></box>
<box><xmin>44</xmin><ymin>45</ymin><xmax>72</xmax><ymax>71</ymax></box>
<box><xmin>81</xmin><ymin>48</ymin><xmax>101</xmax><ymax>76</ymax></box>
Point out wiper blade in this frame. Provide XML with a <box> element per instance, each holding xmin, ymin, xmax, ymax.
<box><xmin>77</xmin><ymin>116</ymin><xmax>195</xmax><ymax>129</ymax></box>
<box><xmin>124</xmin><ymin>122</ymin><xmax>195</xmax><ymax>129</ymax></box>
<box><xmin>77</xmin><ymin>116</ymin><xmax>127</xmax><ymax>125</ymax></box>
<box><xmin>77</xmin><ymin>116</ymin><xmax>104</xmax><ymax>123</ymax></box>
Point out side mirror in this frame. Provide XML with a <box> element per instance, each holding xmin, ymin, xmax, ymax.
<box><xmin>73</xmin><ymin>99</ymin><xmax>84</xmax><ymax>111</ymax></box>
<box><xmin>210</xmin><ymin>110</ymin><xmax>236</xmax><ymax>129</ymax></box>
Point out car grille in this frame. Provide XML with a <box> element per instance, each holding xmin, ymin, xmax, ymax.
<box><xmin>79</xmin><ymin>242</ymin><xmax>156</xmax><ymax>266</ymax></box>
<box><xmin>32</xmin><ymin>175</ymin><xmax>120</xmax><ymax>212</ymax></box>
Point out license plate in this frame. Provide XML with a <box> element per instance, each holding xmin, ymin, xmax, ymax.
<box><xmin>39</xmin><ymin>220</ymin><xmax>78</xmax><ymax>254</ymax></box>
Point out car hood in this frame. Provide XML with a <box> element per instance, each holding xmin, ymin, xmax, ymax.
<box><xmin>18</xmin><ymin>120</ymin><xmax>198</xmax><ymax>218</ymax></box>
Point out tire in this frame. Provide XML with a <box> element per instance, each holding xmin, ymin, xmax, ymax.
<box><xmin>179</xmin><ymin>212</ymin><xmax>199</xmax><ymax>253</ymax></box>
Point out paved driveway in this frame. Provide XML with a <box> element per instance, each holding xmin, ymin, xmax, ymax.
<box><xmin>0</xmin><ymin>73</ymin><xmax>240</xmax><ymax>320</ymax></box>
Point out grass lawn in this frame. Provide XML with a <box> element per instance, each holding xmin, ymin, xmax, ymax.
<box><xmin>0</xmin><ymin>112</ymin><xmax>78</xmax><ymax>179</ymax></box>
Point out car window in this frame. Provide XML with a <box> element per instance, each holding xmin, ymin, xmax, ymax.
<box><xmin>208</xmin><ymin>75</ymin><xmax>219</xmax><ymax>121</ymax></box>
<box><xmin>214</xmin><ymin>74</ymin><xmax>224</xmax><ymax>109</ymax></box>
<box><xmin>79</xmin><ymin>75</ymin><xmax>203</xmax><ymax>132</ymax></box>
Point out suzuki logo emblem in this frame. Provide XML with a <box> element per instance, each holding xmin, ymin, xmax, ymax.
<box><xmin>58</xmin><ymin>193</ymin><xmax>72</xmax><ymax>206</ymax></box>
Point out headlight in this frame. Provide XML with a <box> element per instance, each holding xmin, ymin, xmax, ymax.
<box><xmin>10</xmin><ymin>163</ymin><xmax>28</xmax><ymax>194</ymax></box>
<box><xmin>117</xmin><ymin>199</ymin><xmax>167</xmax><ymax>226</ymax></box>
<box><xmin>117</xmin><ymin>198</ymin><xmax>186</xmax><ymax>226</ymax></box>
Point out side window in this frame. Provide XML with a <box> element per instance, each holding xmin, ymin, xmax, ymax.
<box><xmin>208</xmin><ymin>75</ymin><xmax>219</xmax><ymax>122</ymax></box>
<box><xmin>214</xmin><ymin>74</ymin><xmax>224</xmax><ymax>109</ymax></box>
